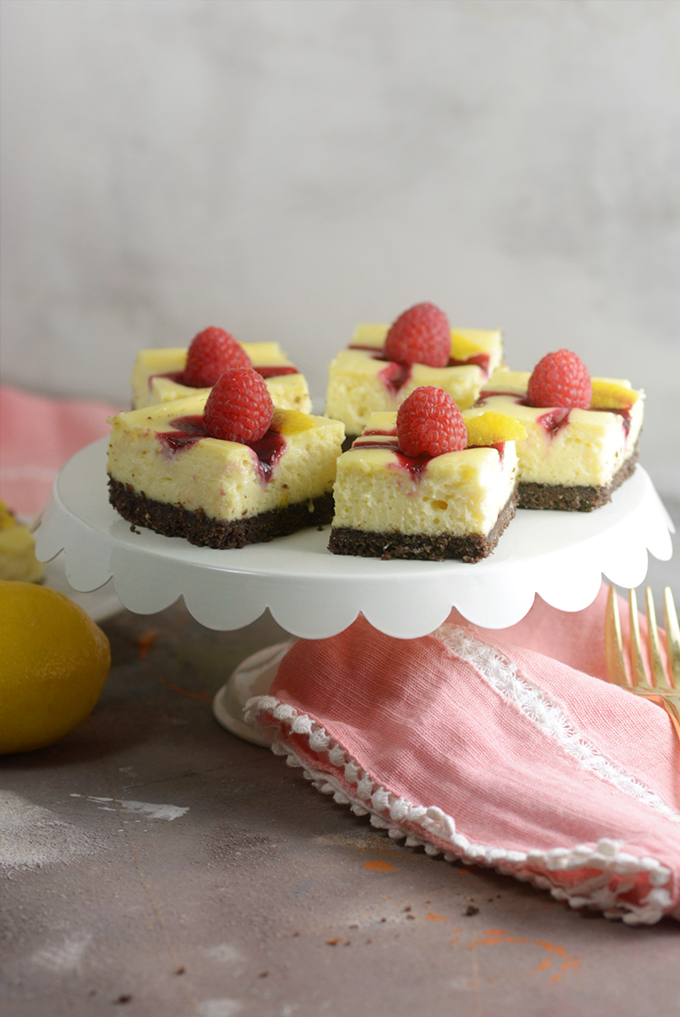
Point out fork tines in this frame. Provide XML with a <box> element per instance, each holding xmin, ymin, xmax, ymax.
<box><xmin>605</xmin><ymin>585</ymin><xmax>679</xmax><ymax>691</ymax></box>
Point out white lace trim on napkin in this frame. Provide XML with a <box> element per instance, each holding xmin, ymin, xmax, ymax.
<box><xmin>246</xmin><ymin>689</ymin><xmax>676</xmax><ymax>925</ymax></box>
<box><xmin>433</xmin><ymin>625</ymin><xmax>680</xmax><ymax>826</ymax></box>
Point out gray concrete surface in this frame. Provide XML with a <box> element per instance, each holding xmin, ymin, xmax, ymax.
<box><xmin>2</xmin><ymin>509</ymin><xmax>679</xmax><ymax>1017</ymax></box>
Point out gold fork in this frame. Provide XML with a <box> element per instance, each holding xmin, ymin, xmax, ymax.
<box><xmin>605</xmin><ymin>585</ymin><xmax>680</xmax><ymax>742</ymax></box>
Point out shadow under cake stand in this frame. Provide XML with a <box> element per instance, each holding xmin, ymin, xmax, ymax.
<box><xmin>35</xmin><ymin>437</ymin><xmax>675</xmax><ymax>746</ymax></box>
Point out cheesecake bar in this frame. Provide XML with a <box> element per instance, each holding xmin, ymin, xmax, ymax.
<box><xmin>108</xmin><ymin>395</ymin><xmax>344</xmax><ymax>548</ymax></box>
<box><xmin>328</xmin><ymin>409</ymin><xmax>521</xmax><ymax>562</ymax></box>
<box><xmin>131</xmin><ymin>342</ymin><xmax>312</xmax><ymax>413</ymax></box>
<box><xmin>0</xmin><ymin>502</ymin><xmax>43</xmax><ymax>582</ymax></box>
<box><xmin>468</xmin><ymin>367</ymin><xmax>644</xmax><ymax>511</ymax></box>
<box><xmin>325</xmin><ymin>323</ymin><xmax>503</xmax><ymax>441</ymax></box>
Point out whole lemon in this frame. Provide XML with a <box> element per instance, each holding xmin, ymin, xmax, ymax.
<box><xmin>0</xmin><ymin>581</ymin><xmax>111</xmax><ymax>754</ymax></box>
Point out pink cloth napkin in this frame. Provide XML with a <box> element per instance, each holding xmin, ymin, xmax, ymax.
<box><xmin>0</xmin><ymin>386</ymin><xmax>122</xmax><ymax>517</ymax></box>
<box><xmin>248</xmin><ymin>584</ymin><xmax>680</xmax><ymax>925</ymax></box>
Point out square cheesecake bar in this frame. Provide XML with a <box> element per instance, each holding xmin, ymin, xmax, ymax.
<box><xmin>467</xmin><ymin>368</ymin><xmax>644</xmax><ymax>511</ymax></box>
<box><xmin>328</xmin><ymin>410</ymin><xmax>520</xmax><ymax>563</ymax></box>
<box><xmin>108</xmin><ymin>395</ymin><xmax>344</xmax><ymax>548</ymax></box>
<box><xmin>131</xmin><ymin>342</ymin><xmax>312</xmax><ymax>414</ymax></box>
<box><xmin>325</xmin><ymin>323</ymin><xmax>503</xmax><ymax>440</ymax></box>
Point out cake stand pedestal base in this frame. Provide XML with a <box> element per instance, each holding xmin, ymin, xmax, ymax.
<box><xmin>212</xmin><ymin>641</ymin><xmax>294</xmax><ymax>746</ymax></box>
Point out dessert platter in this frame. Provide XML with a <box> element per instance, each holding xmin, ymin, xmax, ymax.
<box><xmin>35</xmin><ymin>437</ymin><xmax>673</xmax><ymax>744</ymax></box>
<box><xmin>33</xmin><ymin>315</ymin><xmax>675</xmax><ymax>744</ymax></box>
<box><xmin>34</xmin><ymin>438</ymin><xmax>672</xmax><ymax>634</ymax></box>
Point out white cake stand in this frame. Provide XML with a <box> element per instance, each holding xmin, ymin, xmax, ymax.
<box><xmin>35</xmin><ymin>437</ymin><xmax>674</xmax><ymax>745</ymax></box>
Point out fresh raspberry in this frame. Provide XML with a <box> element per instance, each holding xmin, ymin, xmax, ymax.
<box><xmin>203</xmin><ymin>368</ymin><xmax>273</xmax><ymax>444</ymax></box>
<box><xmin>384</xmin><ymin>302</ymin><xmax>451</xmax><ymax>368</ymax></box>
<box><xmin>396</xmin><ymin>386</ymin><xmax>467</xmax><ymax>457</ymax></box>
<box><xmin>526</xmin><ymin>349</ymin><xmax>592</xmax><ymax>409</ymax></box>
<box><xmin>183</xmin><ymin>327</ymin><xmax>251</xmax><ymax>388</ymax></box>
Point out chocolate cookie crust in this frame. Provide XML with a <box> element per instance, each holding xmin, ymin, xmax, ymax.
<box><xmin>518</xmin><ymin>449</ymin><xmax>638</xmax><ymax>512</ymax></box>
<box><xmin>328</xmin><ymin>489</ymin><xmax>518</xmax><ymax>563</ymax></box>
<box><xmin>108</xmin><ymin>477</ymin><xmax>334</xmax><ymax>549</ymax></box>
<box><xmin>341</xmin><ymin>434</ymin><xmax>359</xmax><ymax>452</ymax></box>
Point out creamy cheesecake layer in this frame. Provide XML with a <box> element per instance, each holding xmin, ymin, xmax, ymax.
<box><xmin>131</xmin><ymin>344</ymin><xmax>312</xmax><ymax>413</ymax></box>
<box><xmin>325</xmin><ymin>326</ymin><xmax>503</xmax><ymax>436</ymax></box>
<box><xmin>331</xmin><ymin>411</ymin><xmax>518</xmax><ymax>538</ymax></box>
<box><xmin>108</xmin><ymin>395</ymin><xmax>344</xmax><ymax>523</ymax></box>
<box><xmin>468</xmin><ymin>368</ymin><xmax>644</xmax><ymax>488</ymax></box>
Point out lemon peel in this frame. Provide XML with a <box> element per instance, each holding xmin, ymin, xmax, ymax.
<box><xmin>450</xmin><ymin>332</ymin><xmax>484</xmax><ymax>359</ymax></box>
<box><xmin>590</xmin><ymin>380</ymin><xmax>638</xmax><ymax>410</ymax></box>
<box><xmin>447</xmin><ymin>331</ymin><xmax>485</xmax><ymax>360</ymax></box>
<box><xmin>464</xmin><ymin>412</ymin><xmax>527</xmax><ymax>447</ymax></box>
<box><xmin>0</xmin><ymin>581</ymin><xmax>110</xmax><ymax>754</ymax></box>
<box><xmin>271</xmin><ymin>408</ymin><xmax>316</xmax><ymax>436</ymax></box>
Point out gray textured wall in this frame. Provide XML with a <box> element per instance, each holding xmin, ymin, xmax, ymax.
<box><xmin>1</xmin><ymin>0</ymin><xmax>678</xmax><ymax>494</ymax></box>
